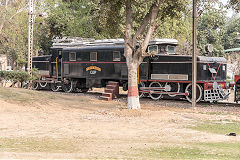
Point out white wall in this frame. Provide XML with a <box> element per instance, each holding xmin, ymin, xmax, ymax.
<box><xmin>0</xmin><ymin>54</ymin><xmax>7</xmax><ymax>71</ymax></box>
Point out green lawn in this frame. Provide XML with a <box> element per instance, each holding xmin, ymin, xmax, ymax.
<box><xmin>0</xmin><ymin>137</ymin><xmax>81</xmax><ymax>153</ymax></box>
<box><xmin>0</xmin><ymin>87</ymin><xmax>121</xmax><ymax>109</ymax></box>
<box><xmin>140</xmin><ymin>120</ymin><xmax>240</xmax><ymax>159</ymax></box>
<box><xmin>0</xmin><ymin>87</ymin><xmax>57</xmax><ymax>104</ymax></box>
<box><xmin>190</xmin><ymin>120</ymin><xmax>240</xmax><ymax>135</ymax></box>
<box><xmin>143</xmin><ymin>142</ymin><xmax>240</xmax><ymax>160</ymax></box>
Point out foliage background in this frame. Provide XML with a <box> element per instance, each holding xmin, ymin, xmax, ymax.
<box><xmin>0</xmin><ymin>0</ymin><xmax>239</xmax><ymax>69</ymax></box>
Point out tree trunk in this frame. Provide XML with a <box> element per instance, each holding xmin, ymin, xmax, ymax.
<box><xmin>124</xmin><ymin>0</ymin><xmax>140</xmax><ymax>109</ymax></box>
<box><xmin>127</xmin><ymin>63</ymin><xmax>140</xmax><ymax>109</ymax></box>
<box><xmin>124</xmin><ymin>0</ymin><xmax>160</xmax><ymax>109</ymax></box>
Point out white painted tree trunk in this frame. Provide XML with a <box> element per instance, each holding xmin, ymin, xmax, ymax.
<box><xmin>127</xmin><ymin>63</ymin><xmax>140</xmax><ymax>109</ymax></box>
<box><xmin>124</xmin><ymin>0</ymin><xmax>160</xmax><ymax>109</ymax></box>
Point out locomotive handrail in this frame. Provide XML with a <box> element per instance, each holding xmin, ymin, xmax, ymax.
<box><xmin>61</xmin><ymin>58</ymin><xmax>63</xmax><ymax>81</ymax></box>
<box><xmin>56</xmin><ymin>57</ymin><xmax>58</xmax><ymax>80</ymax></box>
<box><xmin>139</xmin><ymin>89</ymin><xmax>189</xmax><ymax>96</ymax></box>
<box><xmin>139</xmin><ymin>87</ymin><xmax>165</xmax><ymax>90</ymax></box>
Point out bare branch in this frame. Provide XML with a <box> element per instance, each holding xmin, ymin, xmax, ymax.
<box><xmin>133</xmin><ymin>1</ymin><xmax>160</xmax><ymax>42</ymax></box>
<box><xmin>127</xmin><ymin>42</ymin><xmax>135</xmax><ymax>51</ymax></box>
<box><xmin>133</xmin><ymin>11</ymin><xmax>150</xmax><ymax>40</ymax></box>
<box><xmin>0</xmin><ymin>0</ymin><xmax>9</xmax><ymax>34</ymax></box>
<box><xmin>124</xmin><ymin>0</ymin><xmax>133</xmax><ymax>63</ymax></box>
<box><xmin>136</xmin><ymin>35</ymin><xmax>156</xmax><ymax>58</ymax></box>
<box><xmin>5</xmin><ymin>0</ymin><xmax>9</xmax><ymax>6</ymax></box>
<box><xmin>9</xmin><ymin>5</ymin><xmax>28</xmax><ymax>20</ymax></box>
<box><xmin>125</xmin><ymin>0</ymin><xmax>132</xmax><ymax>40</ymax></box>
<box><xmin>132</xmin><ymin>1</ymin><xmax>160</xmax><ymax>61</ymax></box>
<box><xmin>0</xmin><ymin>0</ymin><xmax>28</xmax><ymax>35</ymax></box>
<box><xmin>142</xmin><ymin>2</ymin><xmax>159</xmax><ymax>50</ymax></box>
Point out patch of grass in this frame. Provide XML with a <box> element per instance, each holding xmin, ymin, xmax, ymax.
<box><xmin>0</xmin><ymin>88</ymin><xmax>31</xmax><ymax>103</ymax></box>
<box><xmin>142</xmin><ymin>142</ymin><xmax>240</xmax><ymax>159</ymax></box>
<box><xmin>190</xmin><ymin>120</ymin><xmax>240</xmax><ymax>135</ymax></box>
<box><xmin>198</xmin><ymin>142</ymin><xmax>240</xmax><ymax>156</ymax></box>
<box><xmin>207</xmin><ymin>112</ymin><xmax>226</xmax><ymax>115</ymax></box>
<box><xmin>198</xmin><ymin>111</ymin><xmax>228</xmax><ymax>116</ymax></box>
<box><xmin>146</xmin><ymin>147</ymin><xmax>206</xmax><ymax>159</ymax></box>
<box><xmin>0</xmin><ymin>87</ymin><xmax>57</xmax><ymax>104</ymax></box>
<box><xmin>0</xmin><ymin>137</ymin><xmax>81</xmax><ymax>153</ymax></box>
<box><xmin>202</xmin><ymin>103</ymin><xmax>211</xmax><ymax>107</ymax></box>
<box><xmin>0</xmin><ymin>87</ymin><xmax>122</xmax><ymax>109</ymax></box>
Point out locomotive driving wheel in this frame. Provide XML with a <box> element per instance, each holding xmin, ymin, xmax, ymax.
<box><xmin>51</xmin><ymin>82</ymin><xmax>60</xmax><ymax>92</ymax></box>
<box><xmin>62</xmin><ymin>80</ymin><xmax>73</xmax><ymax>93</ymax></box>
<box><xmin>38</xmin><ymin>77</ymin><xmax>48</xmax><ymax>88</ymax></box>
<box><xmin>185</xmin><ymin>83</ymin><xmax>203</xmax><ymax>103</ymax></box>
<box><xmin>39</xmin><ymin>81</ymin><xmax>48</xmax><ymax>88</ymax></box>
<box><xmin>166</xmin><ymin>82</ymin><xmax>180</xmax><ymax>97</ymax></box>
<box><xmin>149</xmin><ymin>82</ymin><xmax>163</xmax><ymax>100</ymax></box>
<box><xmin>32</xmin><ymin>81</ymin><xmax>39</xmax><ymax>90</ymax></box>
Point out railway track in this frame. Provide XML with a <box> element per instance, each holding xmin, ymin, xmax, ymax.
<box><xmin>200</xmin><ymin>101</ymin><xmax>240</xmax><ymax>107</ymax></box>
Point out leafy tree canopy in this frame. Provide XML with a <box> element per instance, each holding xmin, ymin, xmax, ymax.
<box><xmin>42</xmin><ymin>0</ymin><xmax>107</xmax><ymax>39</ymax></box>
<box><xmin>222</xmin><ymin>16</ymin><xmax>240</xmax><ymax>49</ymax></box>
<box><xmin>97</xmin><ymin>0</ymin><xmax>189</xmax><ymax>38</ymax></box>
<box><xmin>228</xmin><ymin>0</ymin><xmax>240</xmax><ymax>12</ymax></box>
<box><xmin>197</xmin><ymin>5</ymin><xmax>227</xmax><ymax>55</ymax></box>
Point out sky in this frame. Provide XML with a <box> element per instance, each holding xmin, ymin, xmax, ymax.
<box><xmin>219</xmin><ymin>0</ymin><xmax>237</xmax><ymax>17</ymax></box>
<box><xmin>220</xmin><ymin>0</ymin><xmax>228</xmax><ymax>4</ymax></box>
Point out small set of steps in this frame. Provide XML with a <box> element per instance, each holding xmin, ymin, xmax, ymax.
<box><xmin>100</xmin><ymin>81</ymin><xmax>120</xmax><ymax>101</ymax></box>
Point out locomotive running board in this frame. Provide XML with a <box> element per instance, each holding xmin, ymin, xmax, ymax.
<box><xmin>35</xmin><ymin>80</ymin><xmax>62</xmax><ymax>84</ymax></box>
<box><xmin>140</xmin><ymin>87</ymin><xmax>165</xmax><ymax>90</ymax></box>
<box><xmin>139</xmin><ymin>90</ymin><xmax>189</xmax><ymax>96</ymax></box>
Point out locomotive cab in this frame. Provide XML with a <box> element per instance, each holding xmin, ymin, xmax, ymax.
<box><xmin>50</xmin><ymin>47</ymin><xmax>63</xmax><ymax>78</ymax></box>
<box><xmin>148</xmin><ymin>38</ymin><xmax>178</xmax><ymax>55</ymax></box>
<box><xmin>32</xmin><ymin>55</ymin><xmax>51</xmax><ymax>77</ymax></box>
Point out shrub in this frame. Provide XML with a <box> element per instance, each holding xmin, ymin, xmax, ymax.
<box><xmin>0</xmin><ymin>70</ymin><xmax>30</xmax><ymax>82</ymax></box>
<box><xmin>0</xmin><ymin>70</ymin><xmax>38</xmax><ymax>88</ymax></box>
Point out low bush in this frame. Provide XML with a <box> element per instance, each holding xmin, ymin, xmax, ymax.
<box><xmin>0</xmin><ymin>70</ymin><xmax>39</xmax><ymax>88</ymax></box>
<box><xmin>0</xmin><ymin>70</ymin><xmax>30</xmax><ymax>82</ymax></box>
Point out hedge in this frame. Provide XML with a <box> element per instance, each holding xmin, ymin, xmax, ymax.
<box><xmin>0</xmin><ymin>70</ymin><xmax>31</xmax><ymax>82</ymax></box>
<box><xmin>0</xmin><ymin>70</ymin><xmax>40</xmax><ymax>88</ymax></box>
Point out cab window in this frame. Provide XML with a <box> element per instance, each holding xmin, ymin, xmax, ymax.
<box><xmin>148</xmin><ymin>45</ymin><xmax>158</xmax><ymax>54</ymax></box>
<box><xmin>69</xmin><ymin>52</ymin><xmax>76</xmax><ymax>61</ymax></box>
<box><xmin>58</xmin><ymin>50</ymin><xmax>62</xmax><ymax>59</ymax></box>
<box><xmin>90</xmin><ymin>52</ymin><xmax>97</xmax><ymax>61</ymax></box>
<box><xmin>113</xmin><ymin>51</ymin><xmax>121</xmax><ymax>61</ymax></box>
<box><xmin>167</xmin><ymin>45</ymin><xmax>176</xmax><ymax>54</ymax></box>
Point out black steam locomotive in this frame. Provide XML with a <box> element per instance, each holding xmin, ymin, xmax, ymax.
<box><xmin>32</xmin><ymin>39</ymin><xmax>230</xmax><ymax>102</ymax></box>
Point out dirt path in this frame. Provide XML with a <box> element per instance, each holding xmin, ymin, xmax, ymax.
<box><xmin>0</xmin><ymin>87</ymin><xmax>240</xmax><ymax>159</ymax></box>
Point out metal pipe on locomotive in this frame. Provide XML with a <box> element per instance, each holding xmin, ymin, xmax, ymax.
<box><xmin>32</xmin><ymin>38</ymin><xmax>235</xmax><ymax>103</ymax></box>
